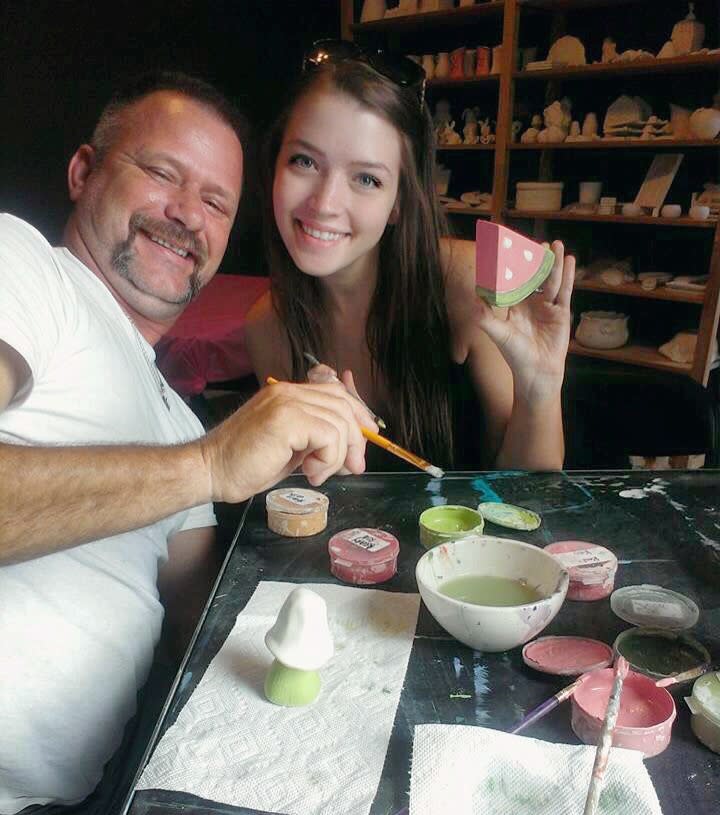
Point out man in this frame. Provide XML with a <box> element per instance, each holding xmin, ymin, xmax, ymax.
<box><xmin>0</xmin><ymin>72</ymin><xmax>371</xmax><ymax>812</ymax></box>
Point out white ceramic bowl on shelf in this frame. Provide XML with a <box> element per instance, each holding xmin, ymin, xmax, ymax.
<box><xmin>415</xmin><ymin>536</ymin><xmax>569</xmax><ymax>652</ymax></box>
<box><xmin>516</xmin><ymin>181</ymin><xmax>564</xmax><ymax>211</ymax></box>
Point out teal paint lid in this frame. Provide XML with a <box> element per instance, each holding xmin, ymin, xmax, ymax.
<box><xmin>610</xmin><ymin>584</ymin><xmax>699</xmax><ymax>631</ymax></box>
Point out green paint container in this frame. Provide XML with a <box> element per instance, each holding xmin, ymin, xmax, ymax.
<box><xmin>613</xmin><ymin>627</ymin><xmax>711</xmax><ymax>680</ymax></box>
<box><xmin>418</xmin><ymin>505</ymin><xmax>484</xmax><ymax>550</ymax></box>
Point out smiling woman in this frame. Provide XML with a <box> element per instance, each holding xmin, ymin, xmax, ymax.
<box><xmin>245</xmin><ymin>49</ymin><xmax>575</xmax><ymax>473</ymax></box>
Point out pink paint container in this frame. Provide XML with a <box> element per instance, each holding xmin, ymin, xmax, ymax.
<box><xmin>544</xmin><ymin>540</ymin><xmax>617</xmax><ymax>601</ymax></box>
<box><xmin>328</xmin><ymin>528</ymin><xmax>399</xmax><ymax>585</ymax></box>
<box><xmin>571</xmin><ymin>667</ymin><xmax>676</xmax><ymax>757</ymax></box>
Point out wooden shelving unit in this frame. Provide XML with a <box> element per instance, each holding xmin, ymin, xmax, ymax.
<box><xmin>344</xmin><ymin>0</ymin><xmax>720</xmax><ymax>386</ymax></box>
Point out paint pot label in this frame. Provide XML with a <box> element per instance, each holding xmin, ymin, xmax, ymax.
<box><xmin>345</xmin><ymin>529</ymin><xmax>391</xmax><ymax>553</ymax></box>
<box><xmin>554</xmin><ymin>546</ymin><xmax>613</xmax><ymax>570</ymax></box>
<box><xmin>282</xmin><ymin>490</ymin><xmax>314</xmax><ymax>506</ymax></box>
<box><xmin>631</xmin><ymin>600</ymin><xmax>685</xmax><ymax>621</ymax></box>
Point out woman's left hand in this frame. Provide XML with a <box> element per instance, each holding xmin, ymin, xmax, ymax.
<box><xmin>471</xmin><ymin>240</ymin><xmax>575</xmax><ymax>403</ymax></box>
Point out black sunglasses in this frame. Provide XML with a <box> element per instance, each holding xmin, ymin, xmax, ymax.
<box><xmin>303</xmin><ymin>39</ymin><xmax>427</xmax><ymax>108</ymax></box>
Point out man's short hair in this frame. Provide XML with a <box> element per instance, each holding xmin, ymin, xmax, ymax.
<box><xmin>90</xmin><ymin>70</ymin><xmax>248</xmax><ymax>159</ymax></box>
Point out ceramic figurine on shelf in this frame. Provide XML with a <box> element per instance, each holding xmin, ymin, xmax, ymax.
<box><xmin>438</xmin><ymin>120</ymin><xmax>462</xmax><ymax>145</ymax></box>
<box><xmin>538</xmin><ymin>98</ymin><xmax>571</xmax><ymax>143</ymax></box>
<box><xmin>462</xmin><ymin>107</ymin><xmax>480</xmax><ymax>144</ymax></box>
<box><xmin>264</xmin><ymin>587</ymin><xmax>334</xmax><ymax>708</ymax></box>
<box><xmin>480</xmin><ymin>119</ymin><xmax>495</xmax><ymax>145</ymax></box>
<box><xmin>671</xmin><ymin>2</ymin><xmax>705</xmax><ymax>55</ymax></box>
<box><xmin>670</xmin><ymin>104</ymin><xmax>692</xmax><ymax>138</ymax></box>
<box><xmin>521</xmin><ymin>113</ymin><xmax>543</xmax><ymax>143</ymax></box>
<box><xmin>582</xmin><ymin>112</ymin><xmax>600</xmax><ymax>138</ymax></box>
<box><xmin>566</xmin><ymin>120</ymin><xmax>583</xmax><ymax>142</ymax></box>
<box><xmin>690</xmin><ymin>107</ymin><xmax>720</xmax><ymax>140</ymax></box>
<box><xmin>601</xmin><ymin>38</ymin><xmax>618</xmax><ymax>63</ymax></box>
<box><xmin>548</xmin><ymin>35</ymin><xmax>586</xmax><ymax>66</ymax></box>
<box><xmin>657</xmin><ymin>40</ymin><xmax>676</xmax><ymax>59</ymax></box>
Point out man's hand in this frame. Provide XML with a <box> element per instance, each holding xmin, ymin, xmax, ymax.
<box><xmin>198</xmin><ymin>380</ymin><xmax>374</xmax><ymax>503</ymax></box>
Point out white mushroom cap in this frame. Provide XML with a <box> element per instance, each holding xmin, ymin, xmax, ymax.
<box><xmin>265</xmin><ymin>587</ymin><xmax>334</xmax><ymax>670</ymax></box>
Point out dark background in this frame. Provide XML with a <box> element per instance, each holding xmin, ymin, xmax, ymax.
<box><xmin>0</xmin><ymin>0</ymin><xmax>341</xmax><ymax>274</ymax></box>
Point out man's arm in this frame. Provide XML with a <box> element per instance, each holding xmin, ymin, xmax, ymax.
<box><xmin>158</xmin><ymin>526</ymin><xmax>220</xmax><ymax>659</ymax></box>
<box><xmin>0</xmin><ymin>341</ymin><xmax>372</xmax><ymax>564</ymax></box>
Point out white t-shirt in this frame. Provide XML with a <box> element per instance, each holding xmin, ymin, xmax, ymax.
<box><xmin>0</xmin><ymin>214</ymin><xmax>216</xmax><ymax>812</ymax></box>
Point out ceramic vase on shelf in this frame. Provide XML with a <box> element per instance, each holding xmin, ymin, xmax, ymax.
<box><xmin>360</xmin><ymin>0</ymin><xmax>386</xmax><ymax>22</ymax></box>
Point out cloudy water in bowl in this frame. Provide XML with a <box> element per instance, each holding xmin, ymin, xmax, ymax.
<box><xmin>439</xmin><ymin>575</ymin><xmax>543</xmax><ymax>606</ymax></box>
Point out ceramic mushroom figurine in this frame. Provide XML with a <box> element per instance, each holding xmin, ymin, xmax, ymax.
<box><xmin>264</xmin><ymin>587</ymin><xmax>334</xmax><ymax>707</ymax></box>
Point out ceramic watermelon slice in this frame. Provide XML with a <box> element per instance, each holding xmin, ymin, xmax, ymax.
<box><xmin>475</xmin><ymin>220</ymin><xmax>555</xmax><ymax>307</ymax></box>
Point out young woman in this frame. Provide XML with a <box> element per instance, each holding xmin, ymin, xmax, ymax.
<box><xmin>246</xmin><ymin>41</ymin><xmax>575</xmax><ymax>471</ymax></box>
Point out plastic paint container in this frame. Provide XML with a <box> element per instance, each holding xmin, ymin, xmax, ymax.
<box><xmin>522</xmin><ymin>635</ymin><xmax>614</xmax><ymax>676</ymax></box>
<box><xmin>613</xmin><ymin>627</ymin><xmax>710</xmax><ymax>681</ymax></box>
<box><xmin>571</xmin><ymin>667</ymin><xmax>676</xmax><ymax>757</ymax></box>
<box><xmin>544</xmin><ymin>541</ymin><xmax>617</xmax><ymax>601</ymax></box>
<box><xmin>266</xmin><ymin>488</ymin><xmax>329</xmax><ymax>537</ymax></box>
<box><xmin>686</xmin><ymin>672</ymin><xmax>720</xmax><ymax>754</ymax></box>
<box><xmin>610</xmin><ymin>584</ymin><xmax>709</xmax><ymax>680</ymax></box>
<box><xmin>328</xmin><ymin>528</ymin><xmax>399</xmax><ymax>585</ymax></box>
<box><xmin>477</xmin><ymin>501</ymin><xmax>541</xmax><ymax>531</ymax></box>
<box><xmin>418</xmin><ymin>505</ymin><xmax>484</xmax><ymax>550</ymax></box>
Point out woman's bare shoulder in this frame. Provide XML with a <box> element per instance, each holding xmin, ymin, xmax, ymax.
<box><xmin>244</xmin><ymin>288</ymin><xmax>292</xmax><ymax>380</ymax></box>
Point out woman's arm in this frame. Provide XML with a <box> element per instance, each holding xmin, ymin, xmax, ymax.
<box><xmin>441</xmin><ymin>236</ymin><xmax>574</xmax><ymax>470</ymax></box>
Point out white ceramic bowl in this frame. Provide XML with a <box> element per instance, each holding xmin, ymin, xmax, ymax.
<box><xmin>415</xmin><ymin>536</ymin><xmax>569</xmax><ymax>652</ymax></box>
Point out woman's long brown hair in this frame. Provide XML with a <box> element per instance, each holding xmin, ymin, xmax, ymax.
<box><xmin>263</xmin><ymin>61</ymin><xmax>455</xmax><ymax>466</ymax></box>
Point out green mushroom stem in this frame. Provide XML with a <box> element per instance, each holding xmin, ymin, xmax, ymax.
<box><xmin>264</xmin><ymin>658</ymin><xmax>321</xmax><ymax>707</ymax></box>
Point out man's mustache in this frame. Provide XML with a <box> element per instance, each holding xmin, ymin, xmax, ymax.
<box><xmin>128</xmin><ymin>212</ymin><xmax>208</xmax><ymax>268</ymax></box>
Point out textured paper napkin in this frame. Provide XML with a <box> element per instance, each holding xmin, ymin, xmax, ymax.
<box><xmin>138</xmin><ymin>580</ymin><xmax>420</xmax><ymax>814</ymax></box>
<box><xmin>409</xmin><ymin>724</ymin><xmax>663</xmax><ymax>815</ymax></box>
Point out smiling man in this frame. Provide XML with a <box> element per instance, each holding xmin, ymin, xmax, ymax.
<box><xmin>0</xmin><ymin>72</ymin><xmax>373</xmax><ymax>812</ymax></box>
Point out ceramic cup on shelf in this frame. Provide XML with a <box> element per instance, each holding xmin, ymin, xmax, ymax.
<box><xmin>622</xmin><ymin>202</ymin><xmax>642</xmax><ymax>217</ymax></box>
<box><xmin>435</xmin><ymin>52</ymin><xmax>451</xmax><ymax>79</ymax></box>
<box><xmin>579</xmin><ymin>181</ymin><xmax>602</xmax><ymax>205</ymax></box>
<box><xmin>422</xmin><ymin>54</ymin><xmax>435</xmax><ymax>80</ymax></box>
<box><xmin>475</xmin><ymin>46</ymin><xmax>491</xmax><ymax>75</ymax></box>
<box><xmin>575</xmin><ymin>311</ymin><xmax>629</xmax><ymax>350</ymax></box>
<box><xmin>689</xmin><ymin>204</ymin><xmax>711</xmax><ymax>220</ymax></box>
<box><xmin>661</xmin><ymin>204</ymin><xmax>682</xmax><ymax>218</ymax></box>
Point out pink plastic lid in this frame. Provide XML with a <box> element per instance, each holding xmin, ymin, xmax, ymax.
<box><xmin>328</xmin><ymin>528</ymin><xmax>399</xmax><ymax>565</ymax></box>
<box><xmin>544</xmin><ymin>540</ymin><xmax>617</xmax><ymax>587</ymax></box>
<box><xmin>522</xmin><ymin>635</ymin><xmax>614</xmax><ymax>676</ymax></box>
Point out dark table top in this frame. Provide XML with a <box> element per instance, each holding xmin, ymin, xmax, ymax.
<box><xmin>125</xmin><ymin>469</ymin><xmax>720</xmax><ymax>815</ymax></box>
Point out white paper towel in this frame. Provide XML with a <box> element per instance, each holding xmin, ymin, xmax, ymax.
<box><xmin>138</xmin><ymin>580</ymin><xmax>420</xmax><ymax>814</ymax></box>
<box><xmin>409</xmin><ymin>724</ymin><xmax>662</xmax><ymax>815</ymax></box>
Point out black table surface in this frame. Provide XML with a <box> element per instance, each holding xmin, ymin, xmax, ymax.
<box><xmin>125</xmin><ymin>470</ymin><xmax>720</xmax><ymax>815</ymax></box>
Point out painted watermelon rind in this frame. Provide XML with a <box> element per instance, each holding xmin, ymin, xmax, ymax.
<box><xmin>476</xmin><ymin>247</ymin><xmax>555</xmax><ymax>307</ymax></box>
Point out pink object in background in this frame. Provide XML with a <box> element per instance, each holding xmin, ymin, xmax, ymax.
<box><xmin>155</xmin><ymin>274</ymin><xmax>269</xmax><ymax>396</ymax></box>
<box><xmin>328</xmin><ymin>528</ymin><xmax>400</xmax><ymax>585</ymax></box>
<box><xmin>571</xmin><ymin>667</ymin><xmax>676</xmax><ymax>758</ymax></box>
<box><xmin>545</xmin><ymin>540</ymin><xmax>618</xmax><ymax>601</ymax></box>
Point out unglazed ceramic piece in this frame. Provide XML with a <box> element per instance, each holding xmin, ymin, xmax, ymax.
<box><xmin>548</xmin><ymin>35</ymin><xmax>586</xmax><ymax>66</ymax></box>
<box><xmin>671</xmin><ymin>2</ymin><xmax>705</xmax><ymax>55</ymax></box>
<box><xmin>575</xmin><ymin>310</ymin><xmax>629</xmax><ymax>349</ymax></box>
<box><xmin>265</xmin><ymin>587</ymin><xmax>334</xmax><ymax>671</ymax></box>
<box><xmin>689</xmin><ymin>107</ymin><xmax>720</xmax><ymax>139</ymax></box>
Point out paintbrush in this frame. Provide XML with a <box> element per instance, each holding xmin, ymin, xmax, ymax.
<box><xmin>583</xmin><ymin>656</ymin><xmax>630</xmax><ymax>815</ymax></box>
<box><xmin>509</xmin><ymin>676</ymin><xmax>585</xmax><ymax>734</ymax></box>
<box><xmin>655</xmin><ymin>662</ymin><xmax>713</xmax><ymax>688</ymax></box>
<box><xmin>266</xmin><ymin>377</ymin><xmax>444</xmax><ymax>478</ymax></box>
<box><xmin>302</xmin><ymin>352</ymin><xmax>387</xmax><ymax>430</ymax></box>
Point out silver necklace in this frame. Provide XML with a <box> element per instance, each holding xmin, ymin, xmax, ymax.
<box><xmin>129</xmin><ymin>321</ymin><xmax>171</xmax><ymax>411</ymax></box>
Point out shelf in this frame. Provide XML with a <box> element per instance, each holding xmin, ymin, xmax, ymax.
<box><xmin>574</xmin><ymin>279</ymin><xmax>705</xmax><ymax>304</ymax></box>
<box><xmin>436</xmin><ymin>143</ymin><xmax>495</xmax><ymax>151</ymax></box>
<box><xmin>442</xmin><ymin>206</ymin><xmax>492</xmax><ymax>216</ymax></box>
<box><xmin>505</xmin><ymin>210</ymin><xmax>718</xmax><ymax>228</ymax></box>
<box><xmin>428</xmin><ymin>75</ymin><xmax>500</xmax><ymax>88</ymax></box>
<box><xmin>569</xmin><ymin>340</ymin><xmax>692</xmax><ymax>373</ymax></box>
<box><xmin>520</xmin><ymin>0</ymin><xmax>656</xmax><ymax>9</ymax></box>
<box><xmin>514</xmin><ymin>53</ymin><xmax>720</xmax><ymax>81</ymax></box>
<box><xmin>350</xmin><ymin>1</ymin><xmax>504</xmax><ymax>34</ymax></box>
<box><xmin>510</xmin><ymin>140</ymin><xmax>720</xmax><ymax>150</ymax></box>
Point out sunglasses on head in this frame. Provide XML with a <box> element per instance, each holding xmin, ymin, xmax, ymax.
<box><xmin>302</xmin><ymin>39</ymin><xmax>427</xmax><ymax>108</ymax></box>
